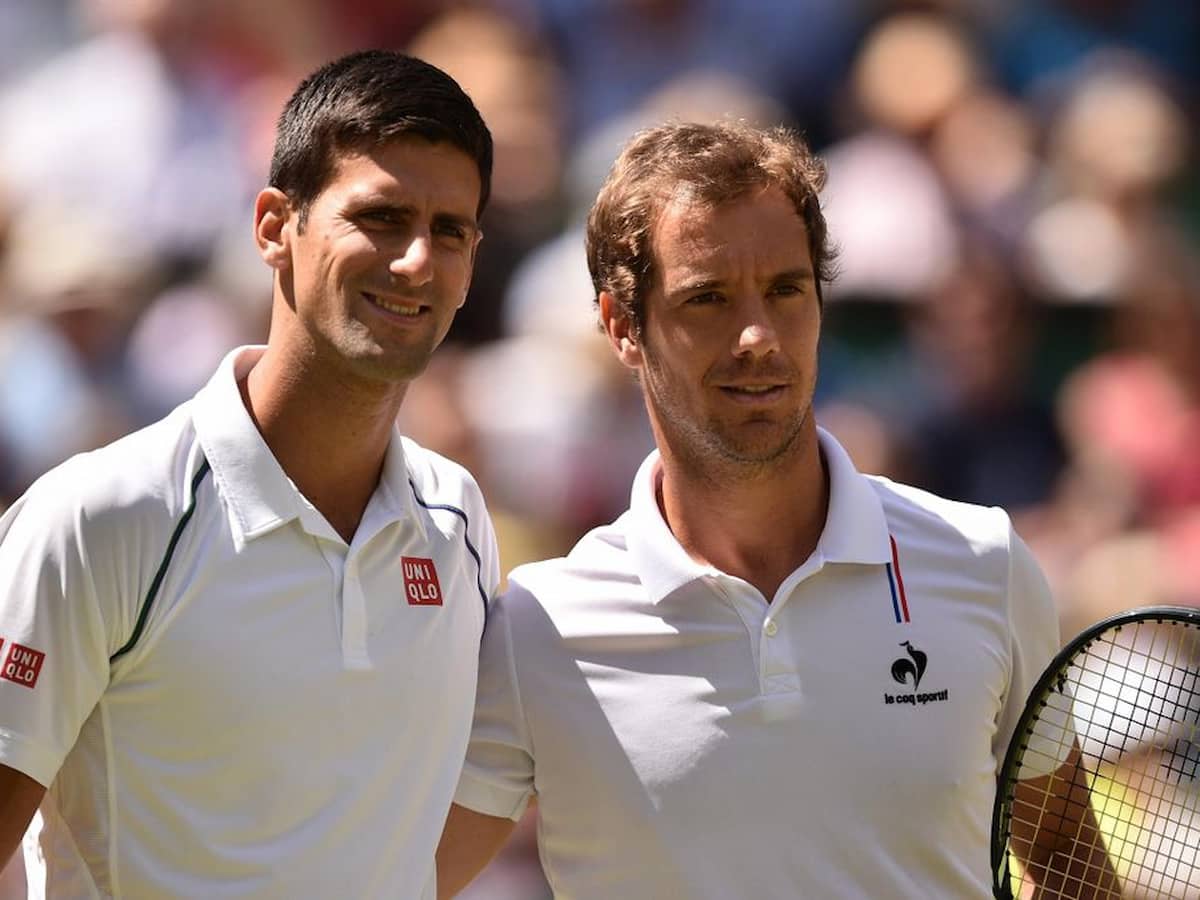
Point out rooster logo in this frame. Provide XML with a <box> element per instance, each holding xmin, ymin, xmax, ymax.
<box><xmin>891</xmin><ymin>641</ymin><xmax>928</xmax><ymax>690</ymax></box>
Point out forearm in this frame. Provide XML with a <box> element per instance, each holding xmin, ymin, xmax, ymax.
<box><xmin>436</xmin><ymin>802</ymin><xmax>518</xmax><ymax>899</ymax></box>
<box><xmin>0</xmin><ymin>765</ymin><xmax>44</xmax><ymax>870</ymax></box>
<box><xmin>1015</xmin><ymin>746</ymin><xmax>1121</xmax><ymax>898</ymax></box>
<box><xmin>1027</xmin><ymin>810</ymin><xmax>1120</xmax><ymax>899</ymax></box>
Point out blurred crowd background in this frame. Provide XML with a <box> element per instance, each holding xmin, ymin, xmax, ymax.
<box><xmin>0</xmin><ymin>0</ymin><xmax>1198</xmax><ymax>895</ymax></box>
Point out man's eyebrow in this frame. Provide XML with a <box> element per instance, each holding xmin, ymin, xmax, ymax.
<box><xmin>772</xmin><ymin>268</ymin><xmax>815</xmax><ymax>283</ymax></box>
<box><xmin>671</xmin><ymin>268</ymin><xmax>815</xmax><ymax>295</ymax></box>
<box><xmin>345</xmin><ymin>194</ymin><xmax>413</xmax><ymax>213</ymax></box>
<box><xmin>432</xmin><ymin>211</ymin><xmax>479</xmax><ymax>232</ymax></box>
<box><xmin>671</xmin><ymin>277</ymin><xmax>723</xmax><ymax>295</ymax></box>
<box><xmin>343</xmin><ymin>196</ymin><xmax>478</xmax><ymax>231</ymax></box>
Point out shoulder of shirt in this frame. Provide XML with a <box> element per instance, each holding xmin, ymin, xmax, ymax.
<box><xmin>399</xmin><ymin>435</ymin><xmax>488</xmax><ymax>512</ymax></box>
<box><xmin>864</xmin><ymin>473</ymin><xmax>1014</xmax><ymax>555</ymax></box>
<box><xmin>503</xmin><ymin>513</ymin><xmax>634</xmax><ymax>607</ymax></box>
<box><xmin>16</xmin><ymin>401</ymin><xmax>204</xmax><ymax>540</ymax></box>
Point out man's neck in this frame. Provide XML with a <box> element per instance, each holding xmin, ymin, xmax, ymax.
<box><xmin>240</xmin><ymin>344</ymin><xmax>407</xmax><ymax>544</ymax></box>
<box><xmin>657</xmin><ymin>429</ymin><xmax>829</xmax><ymax>602</ymax></box>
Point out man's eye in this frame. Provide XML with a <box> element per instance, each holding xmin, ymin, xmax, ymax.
<box><xmin>771</xmin><ymin>283</ymin><xmax>804</xmax><ymax>296</ymax></box>
<box><xmin>359</xmin><ymin>209</ymin><xmax>401</xmax><ymax>226</ymax></box>
<box><xmin>434</xmin><ymin>222</ymin><xmax>467</xmax><ymax>241</ymax></box>
<box><xmin>686</xmin><ymin>292</ymin><xmax>721</xmax><ymax>305</ymax></box>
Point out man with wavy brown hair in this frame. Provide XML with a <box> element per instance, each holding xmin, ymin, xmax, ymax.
<box><xmin>438</xmin><ymin>121</ymin><xmax>1101</xmax><ymax>898</ymax></box>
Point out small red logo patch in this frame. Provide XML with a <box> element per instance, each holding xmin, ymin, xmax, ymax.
<box><xmin>1</xmin><ymin>642</ymin><xmax>45</xmax><ymax>689</ymax></box>
<box><xmin>402</xmin><ymin>556</ymin><xmax>443</xmax><ymax>606</ymax></box>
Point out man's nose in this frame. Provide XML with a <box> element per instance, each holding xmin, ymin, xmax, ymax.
<box><xmin>733</xmin><ymin>296</ymin><xmax>781</xmax><ymax>359</ymax></box>
<box><xmin>390</xmin><ymin>232</ymin><xmax>433</xmax><ymax>287</ymax></box>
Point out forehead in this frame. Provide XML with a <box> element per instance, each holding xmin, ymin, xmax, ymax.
<box><xmin>321</xmin><ymin>137</ymin><xmax>482</xmax><ymax>216</ymax></box>
<box><xmin>651</xmin><ymin>184</ymin><xmax>812</xmax><ymax>280</ymax></box>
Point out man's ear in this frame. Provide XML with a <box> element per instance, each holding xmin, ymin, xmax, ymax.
<box><xmin>254</xmin><ymin>188</ymin><xmax>293</xmax><ymax>270</ymax></box>
<box><xmin>599</xmin><ymin>291</ymin><xmax>642</xmax><ymax>370</ymax></box>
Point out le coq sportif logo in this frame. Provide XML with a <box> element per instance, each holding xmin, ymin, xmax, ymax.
<box><xmin>891</xmin><ymin>640</ymin><xmax>927</xmax><ymax>689</ymax></box>
<box><xmin>883</xmin><ymin>640</ymin><xmax>949</xmax><ymax>707</ymax></box>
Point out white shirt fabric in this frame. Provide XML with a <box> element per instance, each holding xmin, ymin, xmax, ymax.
<box><xmin>0</xmin><ymin>346</ymin><xmax>499</xmax><ymax>899</ymax></box>
<box><xmin>455</xmin><ymin>428</ymin><xmax>1059</xmax><ymax>899</ymax></box>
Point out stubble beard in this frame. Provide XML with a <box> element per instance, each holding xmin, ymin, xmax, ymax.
<box><xmin>642</xmin><ymin>355</ymin><xmax>811</xmax><ymax>484</ymax></box>
<box><xmin>336</xmin><ymin>310</ymin><xmax>444</xmax><ymax>385</ymax></box>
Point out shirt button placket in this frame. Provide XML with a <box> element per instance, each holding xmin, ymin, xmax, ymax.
<box><xmin>341</xmin><ymin>560</ymin><xmax>371</xmax><ymax>669</ymax></box>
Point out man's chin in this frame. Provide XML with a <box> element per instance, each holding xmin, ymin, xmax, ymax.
<box><xmin>713</xmin><ymin>422</ymin><xmax>806</xmax><ymax>465</ymax></box>
<box><xmin>345</xmin><ymin>345</ymin><xmax>436</xmax><ymax>384</ymax></box>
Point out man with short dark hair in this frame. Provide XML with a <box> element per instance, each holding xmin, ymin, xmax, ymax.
<box><xmin>437</xmin><ymin>121</ymin><xmax>1115</xmax><ymax>898</ymax></box>
<box><xmin>0</xmin><ymin>50</ymin><xmax>498</xmax><ymax>898</ymax></box>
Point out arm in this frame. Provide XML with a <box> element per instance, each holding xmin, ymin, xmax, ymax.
<box><xmin>0</xmin><ymin>481</ymin><xmax>120</xmax><ymax>871</ymax></box>
<box><xmin>1010</xmin><ymin>742</ymin><xmax>1121</xmax><ymax>899</ymax></box>
<box><xmin>441</xmin><ymin>582</ymin><xmax>538</xmax><ymax>896</ymax></box>
<box><xmin>436</xmin><ymin>803</ymin><xmax>518</xmax><ymax>899</ymax></box>
<box><xmin>0</xmin><ymin>764</ymin><xmax>44</xmax><ymax>870</ymax></box>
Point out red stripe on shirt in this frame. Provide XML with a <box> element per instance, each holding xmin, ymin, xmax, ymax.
<box><xmin>889</xmin><ymin>535</ymin><xmax>910</xmax><ymax>622</ymax></box>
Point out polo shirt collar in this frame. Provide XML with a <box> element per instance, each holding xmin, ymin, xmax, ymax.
<box><xmin>191</xmin><ymin>346</ymin><xmax>415</xmax><ymax>548</ymax></box>
<box><xmin>627</xmin><ymin>427</ymin><xmax>893</xmax><ymax>602</ymax></box>
<box><xmin>816</xmin><ymin>426</ymin><xmax>893</xmax><ymax>566</ymax></box>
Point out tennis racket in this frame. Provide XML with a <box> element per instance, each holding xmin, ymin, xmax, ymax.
<box><xmin>992</xmin><ymin>606</ymin><xmax>1200</xmax><ymax>899</ymax></box>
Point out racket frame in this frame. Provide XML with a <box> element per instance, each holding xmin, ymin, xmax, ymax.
<box><xmin>990</xmin><ymin>604</ymin><xmax>1200</xmax><ymax>899</ymax></box>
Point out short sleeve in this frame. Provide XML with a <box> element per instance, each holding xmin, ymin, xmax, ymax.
<box><xmin>0</xmin><ymin>484</ymin><xmax>112</xmax><ymax>787</ymax></box>
<box><xmin>453</xmin><ymin>588</ymin><xmax>536</xmax><ymax>820</ymax></box>
<box><xmin>993</xmin><ymin>525</ymin><xmax>1067</xmax><ymax>775</ymax></box>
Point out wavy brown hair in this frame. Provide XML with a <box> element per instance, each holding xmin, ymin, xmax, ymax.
<box><xmin>586</xmin><ymin>121</ymin><xmax>836</xmax><ymax>335</ymax></box>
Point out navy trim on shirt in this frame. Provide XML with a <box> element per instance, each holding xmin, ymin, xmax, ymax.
<box><xmin>111</xmin><ymin>458</ymin><xmax>212</xmax><ymax>662</ymax></box>
<box><xmin>408</xmin><ymin>479</ymin><xmax>489</xmax><ymax>616</ymax></box>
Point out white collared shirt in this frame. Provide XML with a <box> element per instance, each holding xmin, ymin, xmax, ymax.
<box><xmin>455</xmin><ymin>428</ymin><xmax>1058</xmax><ymax>899</ymax></box>
<box><xmin>0</xmin><ymin>346</ymin><xmax>499</xmax><ymax>899</ymax></box>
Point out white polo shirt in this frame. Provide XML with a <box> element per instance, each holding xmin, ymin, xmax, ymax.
<box><xmin>455</xmin><ymin>428</ymin><xmax>1059</xmax><ymax>899</ymax></box>
<box><xmin>0</xmin><ymin>346</ymin><xmax>499</xmax><ymax>899</ymax></box>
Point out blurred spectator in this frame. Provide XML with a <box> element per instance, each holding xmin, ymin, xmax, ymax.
<box><xmin>823</xmin><ymin>133</ymin><xmax>959</xmax><ymax>301</ymax></box>
<box><xmin>927</xmin><ymin>87</ymin><xmax>1040</xmax><ymax>247</ymax></box>
<box><xmin>1057</xmin><ymin>226</ymin><xmax>1200</xmax><ymax>531</ymax></box>
<box><xmin>991</xmin><ymin>0</ymin><xmax>1200</xmax><ymax>98</ymax></box>
<box><xmin>506</xmin><ymin>0</ymin><xmax>861</xmax><ymax>148</ymax></box>
<box><xmin>0</xmin><ymin>201</ymin><xmax>153</xmax><ymax>500</ymax></box>
<box><xmin>906</xmin><ymin>248</ymin><xmax>1067</xmax><ymax>511</ymax></box>
<box><xmin>822</xmin><ymin>11</ymin><xmax>976</xmax><ymax>301</ymax></box>
<box><xmin>1021</xmin><ymin>54</ymin><xmax>1190</xmax><ymax>303</ymax></box>
<box><xmin>0</xmin><ymin>0</ymin><xmax>257</xmax><ymax>272</ymax></box>
<box><xmin>123</xmin><ymin>281</ymin><xmax>254</xmax><ymax>422</ymax></box>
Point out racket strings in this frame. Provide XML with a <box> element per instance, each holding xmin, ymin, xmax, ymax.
<box><xmin>1005</xmin><ymin>618</ymin><xmax>1200</xmax><ymax>898</ymax></box>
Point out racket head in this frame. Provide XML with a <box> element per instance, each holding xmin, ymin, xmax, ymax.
<box><xmin>991</xmin><ymin>605</ymin><xmax>1200</xmax><ymax>899</ymax></box>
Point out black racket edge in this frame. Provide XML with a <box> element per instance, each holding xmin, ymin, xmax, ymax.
<box><xmin>989</xmin><ymin>604</ymin><xmax>1200</xmax><ymax>900</ymax></box>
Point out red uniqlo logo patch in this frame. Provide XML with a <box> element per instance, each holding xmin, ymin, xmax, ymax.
<box><xmin>402</xmin><ymin>557</ymin><xmax>443</xmax><ymax>606</ymax></box>
<box><xmin>1</xmin><ymin>642</ymin><xmax>46</xmax><ymax>689</ymax></box>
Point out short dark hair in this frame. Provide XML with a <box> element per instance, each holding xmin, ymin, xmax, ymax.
<box><xmin>269</xmin><ymin>50</ymin><xmax>493</xmax><ymax>226</ymax></box>
<box><xmin>587</xmin><ymin>121</ymin><xmax>836</xmax><ymax>335</ymax></box>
